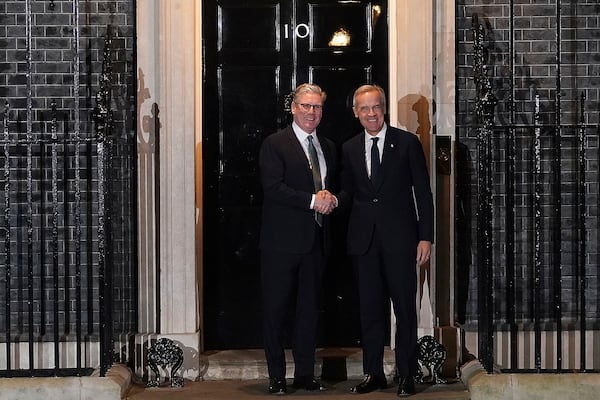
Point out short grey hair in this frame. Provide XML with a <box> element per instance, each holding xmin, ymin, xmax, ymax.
<box><xmin>293</xmin><ymin>83</ymin><xmax>327</xmax><ymax>103</ymax></box>
<box><xmin>352</xmin><ymin>84</ymin><xmax>386</xmax><ymax>110</ymax></box>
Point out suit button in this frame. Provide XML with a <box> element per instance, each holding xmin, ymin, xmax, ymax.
<box><xmin>372</xmin><ymin>198</ymin><xmax>379</xmax><ymax>203</ymax></box>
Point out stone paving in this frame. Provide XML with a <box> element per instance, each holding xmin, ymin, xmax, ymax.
<box><xmin>126</xmin><ymin>378</ymin><xmax>470</xmax><ymax>400</ymax></box>
<box><xmin>125</xmin><ymin>348</ymin><xmax>470</xmax><ymax>400</ymax></box>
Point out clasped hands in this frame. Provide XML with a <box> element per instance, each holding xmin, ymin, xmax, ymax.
<box><xmin>314</xmin><ymin>190</ymin><xmax>337</xmax><ymax>215</ymax></box>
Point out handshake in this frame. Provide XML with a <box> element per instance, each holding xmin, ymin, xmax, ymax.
<box><xmin>314</xmin><ymin>190</ymin><xmax>337</xmax><ymax>215</ymax></box>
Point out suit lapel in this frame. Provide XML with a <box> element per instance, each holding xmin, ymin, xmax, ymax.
<box><xmin>352</xmin><ymin>134</ymin><xmax>370</xmax><ymax>186</ymax></box>
<box><xmin>375</xmin><ymin>127</ymin><xmax>397</xmax><ymax>190</ymax></box>
<box><xmin>285</xmin><ymin>127</ymin><xmax>313</xmax><ymax>183</ymax></box>
<box><xmin>319</xmin><ymin>135</ymin><xmax>333</xmax><ymax>188</ymax></box>
<box><xmin>372</xmin><ymin>129</ymin><xmax>398</xmax><ymax>191</ymax></box>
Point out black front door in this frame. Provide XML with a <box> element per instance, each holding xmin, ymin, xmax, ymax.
<box><xmin>202</xmin><ymin>0</ymin><xmax>388</xmax><ymax>349</ymax></box>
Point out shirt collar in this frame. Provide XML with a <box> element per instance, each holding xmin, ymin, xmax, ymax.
<box><xmin>364</xmin><ymin>122</ymin><xmax>387</xmax><ymax>142</ymax></box>
<box><xmin>292</xmin><ymin>122</ymin><xmax>317</xmax><ymax>144</ymax></box>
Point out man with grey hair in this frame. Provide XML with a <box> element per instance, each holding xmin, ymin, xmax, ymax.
<box><xmin>338</xmin><ymin>84</ymin><xmax>434</xmax><ymax>397</ymax></box>
<box><xmin>259</xmin><ymin>83</ymin><xmax>337</xmax><ymax>395</ymax></box>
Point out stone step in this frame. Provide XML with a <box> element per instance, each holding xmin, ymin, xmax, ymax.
<box><xmin>200</xmin><ymin>347</ymin><xmax>396</xmax><ymax>380</ymax></box>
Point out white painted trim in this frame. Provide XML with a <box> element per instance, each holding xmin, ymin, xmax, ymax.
<box><xmin>388</xmin><ymin>0</ymin><xmax>398</xmax><ymax>128</ymax></box>
<box><xmin>0</xmin><ymin>342</ymin><xmax>100</xmax><ymax>370</ymax></box>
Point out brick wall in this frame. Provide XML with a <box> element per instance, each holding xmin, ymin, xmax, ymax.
<box><xmin>456</xmin><ymin>0</ymin><xmax>600</xmax><ymax>328</ymax></box>
<box><xmin>0</xmin><ymin>0</ymin><xmax>136</xmax><ymax>348</ymax></box>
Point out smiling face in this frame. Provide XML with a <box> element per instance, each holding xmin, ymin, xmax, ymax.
<box><xmin>353</xmin><ymin>90</ymin><xmax>385</xmax><ymax>136</ymax></box>
<box><xmin>291</xmin><ymin>91</ymin><xmax>324</xmax><ymax>134</ymax></box>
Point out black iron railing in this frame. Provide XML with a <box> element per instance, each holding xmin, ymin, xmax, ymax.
<box><xmin>0</xmin><ymin>25</ymin><xmax>136</xmax><ymax>378</ymax></box>
<box><xmin>470</xmin><ymin>8</ymin><xmax>600</xmax><ymax>373</ymax></box>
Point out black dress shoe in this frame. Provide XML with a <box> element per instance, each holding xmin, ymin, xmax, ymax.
<box><xmin>397</xmin><ymin>376</ymin><xmax>415</xmax><ymax>397</ymax></box>
<box><xmin>350</xmin><ymin>374</ymin><xmax>387</xmax><ymax>394</ymax></box>
<box><xmin>292</xmin><ymin>376</ymin><xmax>327</xmax><ymax>391</ymax></box>
<box><xmin>268</xmin><ymin>378</ymin><xmax>287</xmax><ymax>395</ymax></box>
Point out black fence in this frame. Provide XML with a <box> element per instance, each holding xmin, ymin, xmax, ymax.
<box><xmin>469</xmin><ymin>10</ymin><xmax>600</xmax><ymax>373</ymax></box>
<box><xmin>0</xmin><ymin>30</ymin><xmax>137</xmax><ymax>377</ymax></box>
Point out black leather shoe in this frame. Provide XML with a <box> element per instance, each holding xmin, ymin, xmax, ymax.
<box><xmin>350</xmin><ymin>374</ymin><xmax>387</xmax><ymax>394</ymax></box>
<box><xmin>268</xmin><ymin>378</ymin><xmax>287</xmax><ymax>395</ymax></box>
<box><xmin>397</xmin><ymin>376</ymin><xmax>415</xmax><ymax>397</ymax></box>
<box><xmin>292</xmin><ymin>376</ymin><xmax>327</xmax><ymax>391</ymax></box>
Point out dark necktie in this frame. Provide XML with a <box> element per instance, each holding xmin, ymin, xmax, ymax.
<box><xmin>307</xmin><ymin>135</ymin><xmax>323</xmax><ymax>226</ymax></box>
<box><xmin>370</xmin><ymin>137</ymin><xmax>380</xmax><ymax>181</ymax></box>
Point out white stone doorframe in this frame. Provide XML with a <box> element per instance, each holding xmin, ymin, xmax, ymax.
<box><xmin>132</xmin><ymin>0</ymin><xmax>455</xmax><ymax>381</ymax></box>
<box><xmin>134</xmin><ymin>0</ymin><xmax>202</xmax><ymax>380</ymax></box>
<box><xmin>388</xmin><ymin>0</ymin><xmax>456</xmax><ymax>350</ymax></box>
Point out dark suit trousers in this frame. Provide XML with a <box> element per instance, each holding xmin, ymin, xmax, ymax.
<box><xmin>261</xmin><ymin>228</ymin><xmax>324</xmax><ymax>380</ymax></box>
<box><xmin>353</xmin><ymin>229</ymin><xmax>418</xmax><ymax>378</ymax></box>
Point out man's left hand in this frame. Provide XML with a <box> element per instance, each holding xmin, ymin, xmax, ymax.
<box><xmin>416</xmin><ymin>240</ymin><xmax>431</xmax><ymax>266</ymax></box>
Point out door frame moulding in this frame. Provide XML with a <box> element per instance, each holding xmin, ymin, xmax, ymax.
<box><xmin>135</xmin><ymin>0</ymin><xmax>202</xmax><ymax>380</ymax></box>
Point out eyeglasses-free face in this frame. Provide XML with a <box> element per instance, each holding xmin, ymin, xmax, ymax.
<box><xmin>356</xmin><ymin>104</ymin><xmax>383</xmax><ymax>114</ymax></box>
<box><xmin>291</xmin><ymin>93</ymin><xmax>324</xmax><ymax>134</ymax></box>
<box><xmin>353</xmin><ymin>90</ymin><xmax>385</xmax><ymax>136</ymax></box>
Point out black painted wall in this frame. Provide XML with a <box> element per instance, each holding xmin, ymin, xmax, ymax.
<box><xmin>456</xmin><ymin>0</ymin><xmax>600</xmax><ymax>328</ymax></box>
<box><xmin>0</xmin><ymin>0</ymin><xmax>136</xmax><ymax>349</ymax></box>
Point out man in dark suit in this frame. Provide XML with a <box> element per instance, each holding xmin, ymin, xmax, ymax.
<box><xmin>338</xmin><ymin>85</ymin><xmax>434</xmax><ymax>397</ymax></box>
<box><xmin>259</xmin><ymin>83</ymin><xmax>337</xmax><ymax>395</ymax></box>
